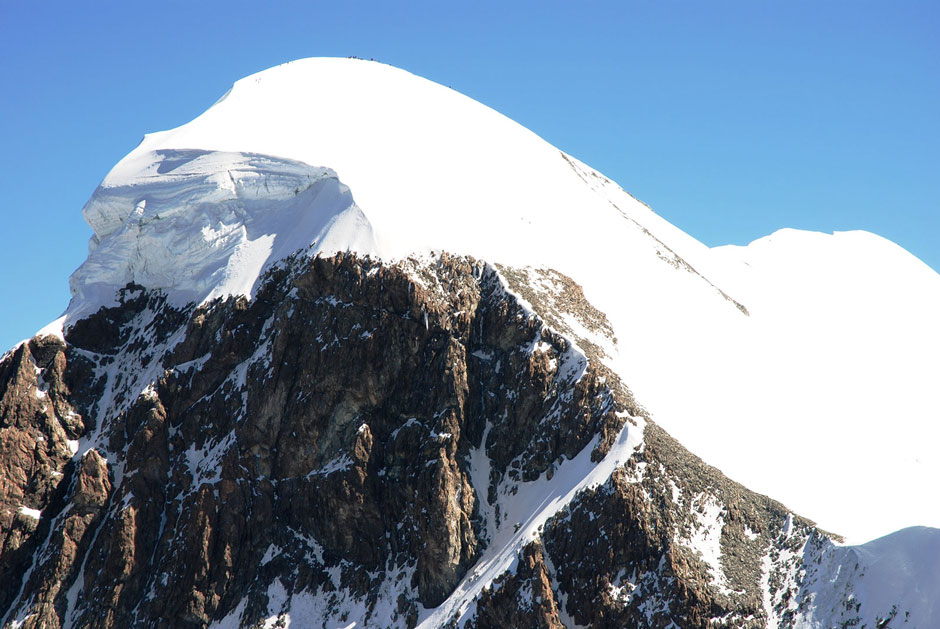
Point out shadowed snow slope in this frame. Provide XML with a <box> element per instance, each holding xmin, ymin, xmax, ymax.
<box><xmin>62</xmin><ymin>57</ymin><xmax>940</xmax><ymax>544</ymax></box>
<box><xmin>795</xmin><ymin>527</ymin><xmax>940</xmax><ymax>627</ymax></box>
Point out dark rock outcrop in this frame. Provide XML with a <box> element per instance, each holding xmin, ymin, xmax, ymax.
<box><xmin>0</xmin><ymin>253</ymin><xmax>839</xmax><ymax>628</ymax></box>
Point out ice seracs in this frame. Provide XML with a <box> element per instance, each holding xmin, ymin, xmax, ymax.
<box><xmin>69</xmin><ymin>149</ymin><xmax>377</xmax><ymax>321</ymax></box>
<box><xmin>62</xmin><ymin>57</ymin><xmax>940</xmax><ymax>545</ymax></box>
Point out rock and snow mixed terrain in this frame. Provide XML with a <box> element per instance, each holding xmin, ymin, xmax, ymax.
<box><xmin>2</xmin><ymin>57</ymin><xmax>938</xmax><ymax>628</ymax></box>
<box><xmin>67</xmin><ymin>57</ymin><xmax>940</xmax><ymax>544</ymax></box>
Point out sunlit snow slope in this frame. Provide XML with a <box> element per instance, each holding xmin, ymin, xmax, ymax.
<box><xmin>63</xmin><ymin>57</ymin><xmax>940</xmax><ymax>544</ymax></box>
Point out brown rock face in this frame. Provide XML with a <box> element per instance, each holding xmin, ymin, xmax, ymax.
<box><xmin>471</xmin><ymin>542</ymin><xmax>564</xmax><ymax>629</ymax></box>
<box><xmin>0</xmin><ymin>334</ymin><xmax>84</xmax><ymax>621</ymax></box>
<box><xmin>538</xmin><ymin>423</ymin><xmax>807</xmax><ymax>628</ymax></box>
<box><xmin>0</xmin><ymin>253</ymin><xmax>834</xmax><ymax>628</ymax></box>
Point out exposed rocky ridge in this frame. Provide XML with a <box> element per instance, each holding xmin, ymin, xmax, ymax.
<box><xmin>0</xmin><ymin>253</ymin><xmax>907</xmax><ymax>628</ymax></box>
<box><xmin>0</xmin><ymin>335</ymin><xmax>83</xmax><ymax>616</ymax></box>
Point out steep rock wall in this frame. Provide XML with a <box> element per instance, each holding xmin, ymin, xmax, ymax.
<box><xmin>0</xmin><ymin>253</ymin><xmax>870</xmax><ymax>628</ymax></box>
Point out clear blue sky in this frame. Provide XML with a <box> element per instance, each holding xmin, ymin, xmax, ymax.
<box><xmin>1</xmin><ymin>1</ymin><xmax>937</xmax><ymax>353</ymax></box>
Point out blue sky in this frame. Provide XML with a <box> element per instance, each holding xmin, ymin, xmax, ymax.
<box><xmin>1</xmin><ymin>1</ymin><xmax>937</xmax><ymax>352</ymax></box>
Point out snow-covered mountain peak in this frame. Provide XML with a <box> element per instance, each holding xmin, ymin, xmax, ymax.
<box><xmin>70</xmin><ymin>59</ymin><xmax>672</xmax><ymax>311</ymax></box>
<box><xmin>66</xmin><ymin>57</ymin><xmax>728</xmax><ymax>344</ymax></box>
<box><xmin>58</xmin><ymin>57</ymin><xmax>940</xmax><ymax>546</ymax></box>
